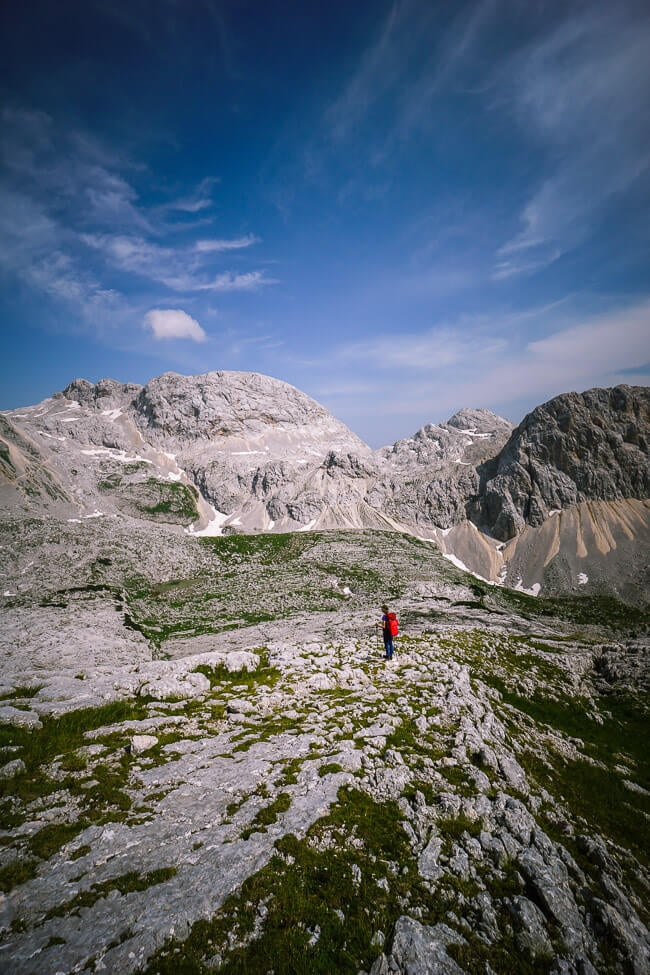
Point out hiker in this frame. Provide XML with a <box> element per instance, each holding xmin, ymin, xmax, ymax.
<box><xmin>376</xmin><ymin>603</ymin><xmax>398</xmax><ymax>659</ymax></box>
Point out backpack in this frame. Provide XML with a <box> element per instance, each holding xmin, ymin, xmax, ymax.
<box><xmin>387</xmin><ymin>612</ymin><xmax>399</xmax><ymax>637</ymax></box>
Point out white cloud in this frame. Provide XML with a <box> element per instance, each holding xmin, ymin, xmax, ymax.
<box><xmin>143</xmin><ymin>309</ymin><xmax>207</xmax><ymax>342</ymax></box>
<box><xmin>337</xmin><ymin>325</ymin><xmax>506</xmax><ymax>371</ymax></box>
<box><xmin>194</xmin><ymin>234</ymin><xmax>260</xmax><ymax>253</ymax></box>
<box><xmin>196</xmin><ymin>270</ymin><xmax>278</xmax><ymax>292</ymax></box>
<box><xmin>167</xmin><ymin>177</ymin><xmax>220</xmax><ymax>213</ymax></box>
<box><xmin>318</xmin><ymin>299</ymin><xmax>650</xmax><ymax>444</ymax></box>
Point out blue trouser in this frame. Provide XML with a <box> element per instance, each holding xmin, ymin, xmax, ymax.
<box><xmin>384</xmin><ymin>634</ymin><xmax>394</xmax><ymax>658</ymax></box>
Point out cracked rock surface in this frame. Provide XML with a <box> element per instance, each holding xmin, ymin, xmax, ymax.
<box><xmin>1</xmin><ymin>530</ymin><xmax>648</xmax><ymax>973</ymax></box>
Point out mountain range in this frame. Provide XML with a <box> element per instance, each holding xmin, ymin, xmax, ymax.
<box><xmin>2</xmin><ymin>371</ymin><xmax>649</xmax><ymax>604</ymax></box>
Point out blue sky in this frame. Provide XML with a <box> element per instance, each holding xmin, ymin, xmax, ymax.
<box><xmin>1</xmin><ymin>0</ymin><xmax>649</xmax><ymax>446</ymax></box>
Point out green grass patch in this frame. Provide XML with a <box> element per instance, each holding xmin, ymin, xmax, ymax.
<box><xmin>0</xmin><ymin>857</ymin><xmax>39</xmax><ymax>892</ymax></box>
<box><xmin>0</xmin><ymin>700</ymin><xmax>149</xmax><ymax>794</ymax></box>
<box><xmin>29</xmin><ymin>821</ymin><xmax>84</xmax><ymax>860</ymax></box>
<box><xmin>200</xmin><ymin>532</ymin><xmax>316</xmax><ymax>565</ymax></box>
<box><xmin>0</xmin><ymin>685</ymin><xmax>41</xmax><ymax>702</ymax></box>
<box><xmin>241</xmin><ymin>793</ymin><xmax>291</xmax><ymax>839</ymax></box>
<box><xmin>45</xmin><ymin>867</ymin><xmax>177</xmax><ymax>919</ymax></box>
<box><xmin>140</xmin><ymin>786</ymin><xmax>438</xmax><ymax>975</ymax></box>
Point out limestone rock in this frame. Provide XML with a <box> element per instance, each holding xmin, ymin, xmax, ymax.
<box><xmin>374</xmin><ymin>916</ymin><xmax>467</xmax><ymax>974</ymax></box>
<box><xmin>129</xmin><ymin>735</ymin><xmax>158</xmax><ymax>754</ymax></box>
<box><xmin>508</xmin><ymin>895</ymin><xmax>553</xmax><ymax>958</ymax></box>
<box><xmin>0</xmin><ymin>758</ymin><xmax>26</xmax><ymax>779</ymax></box>
<box><xmin>475</xmin><ymin>385</ymin><xmax>650</xmax><ymax>540</ymax></box>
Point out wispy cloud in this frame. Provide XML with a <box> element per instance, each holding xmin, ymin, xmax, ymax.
<box><xmin>194</xmin><ymin>234</ymin><xmax>260</xmax><ymax>253</ymax></box>
<box><xmin>196</xmin><ymin>270</ymin><xmax>278</xmax><ymax>292</ymax></box>
<box><xmin>323</xmin><ymin>0</ymin><xmax>491</xmax><ymax>160</ymax></box>
<box><xmin>81</xmin><ymin>234</ymin><xmax>275</xmax><ymax>293</ymax></box>
<box><xmin>494</xmin><ymin>4</ymin><xmax>650</xmax><ymax>275</ymax></box>
<box><xmin>0</xmin><ymin>108</ymin><xmax>270</xmax><ymax>330</ymax></box>
<box><xmin>166</xmin><ymin>176</ymin><xmax>220</xmax><ymax>213</ymax></box>
<box><xmin>143</xmin><ymin>308</ymin><xmax>207</xmax><ymax>342</ymax></box>
<box><xmin>321</xmin><ymin>299</ymin><xmax>650</xmax><ymax>442</ymax></box>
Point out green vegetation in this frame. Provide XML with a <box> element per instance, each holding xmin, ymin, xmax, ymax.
<box><xmin>45</xmin><ymin>867</ymin><xmax>177</xmax><ymax>919</ymax></box>
<box><xmin>0</xmin><ymin>857</ymin><xmax>39</xmax><ymax>893</ymax></box>
<box><xmin>0</xmin><ymin>700</ymin><xmax>158</xmax><ymax>882</ymax></box>
<box><xmin>142</xmin><ymin>788</ymin><xmax>424</xmax><ymax>975</ymax></box>
<box><xmin>0</xmin><ymin>685</ymin><xmax>41</xmax><ymax>702</ymax></box>
<box><xmin>201</xmin><ymin>532</ymin><xmax>316</xmax><ymax>564</ymax></box>
<box><xmin>192</xmin><ymin>651</ymin><xmax>280</xmax><ymax>691</ymax></box>
<box><xmin>102</xmin><ymin>478</ymin><xmax>200</xmax><ymax>525</ymax></box>
<box><xmin>0</xmin><ymin>701</ymin><xmax>150</xmax><ymax>804</ymax></box>
<box><xmin>241</xmin><ymin>793</ymin><xmax>291</xmax><ymax>839</ymax></box>
<box><xmin>517</xmin><ymin>692</ymin><xmax>650</xmax><ymax>866</ymax></box>
<box><xmin>466</xmin><ymin>576</ymin><xmax>650</xmax><ymax>634</ymax></box>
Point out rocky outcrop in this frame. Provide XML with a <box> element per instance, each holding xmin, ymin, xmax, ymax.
<box><xmin>131</xmin><ymin>370</ymin><xmax>369</xmax><ymax>455</ymax></box>
<box><xmin>475</xmin><ymin>385</ymin><xmax>650</xmax><ymax>541</ymax></box>
<box><xmin>370</xmin><ymin>408</ymin><xmax>513</xmax><ymax>531</ymax></box>
<box><xmin>1</xmin><ymin>578</ymin><xmax>648</xmax><ymax>974</ymax></box>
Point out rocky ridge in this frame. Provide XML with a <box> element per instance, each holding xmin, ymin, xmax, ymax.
<box><xmin>3</xmin><ymin>371</ymin><xmax>649</xmax><ymax>600</ymax></box>
<box><xmin>475</xmin><ymin>385</ymin><xmax>650</xmax><ymax>542</ymax></box>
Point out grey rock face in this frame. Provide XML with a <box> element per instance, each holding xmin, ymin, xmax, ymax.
<box><xmin>131</xmin><ymin>370</ymin><xmax>368</xmax><ymax>452</ymax></box>
<box><xmin>371</xmin><ymin>917</ymin><xmax>467</xmax><ymax>975</ymax></box>
<box><xmin>3</xmin><ymin>373</ymin><xmax>649</xmax><ymax>600</ymax></box>
<box><xmin>475</xmin><ymin>385</ymin><xmax>650</xmax><ymax>540</ymax></box>
<box><xmin>374</xmin><ymin>408</ymin><xmax>513</xmax><ymax>531</ymax></box>
<box><xmin>0</xmin><ymin>527</ymin><xmax>649</xmax><ymax>974</ymax></box>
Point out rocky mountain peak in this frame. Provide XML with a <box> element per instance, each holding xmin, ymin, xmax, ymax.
<box><xmin>60</xmin><ymin>377</ymin><xmax>142</xmax><ymax>410</ymax></box>
<box><xmin>131</xmin><ymin>370</ymin><xmax>369</xmax><ymax>454</ymax></box>
<box><xmin>477</xmin><ymin>384</ymin><xmax>650</xmax><ymax>541</ymax></box>
<box><xmin>446</xmin><ymin>406</ymin><xmax>511</xmax><ymax>434</ymax></box>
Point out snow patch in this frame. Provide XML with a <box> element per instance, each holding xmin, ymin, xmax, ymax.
<box><xmin>187</xmin><ymin>507</ymin><xmax>229</xmax><ymax>537</ymax></box>
<box><xmin>578</xmin><ymin>573</ymin><xmax>589</xmax><ymax>585</ymax></box>
<box><xmin>442</xmin><ymin>552</ymin><xmax>494</xmax><ymax>586</ymax></box>
<box><xmin>514</xmin><ymin>578</ymin><xmax>541</xmax><ymax>597</ymax></box>
<box><xmin>549</xmin><ymin>509</ymin><xmax>562</xmax><ymax>517</ymax></box>
<box><xmin>443</xmin><ymin>553</ymin><xmax>469</xmax><ymax>572</ymax></box>
<box><xmin>80</xmin><ymin>448</ymin><xmax>152</xmax><ymax>464</ymax></box>
<box><xmin>101</xmin><ymin>409</ymin><xmax>123</xmax><ymax>421</ymax></box>
<box><xmin>67</xmin><ymin>511</ymin><xmax>104</xmax><ymax>523</ymax></box>
<box><xmin>299</xmin><ymin>519</ymin><xmax>318</xmax><ymax>532</ymax></box>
